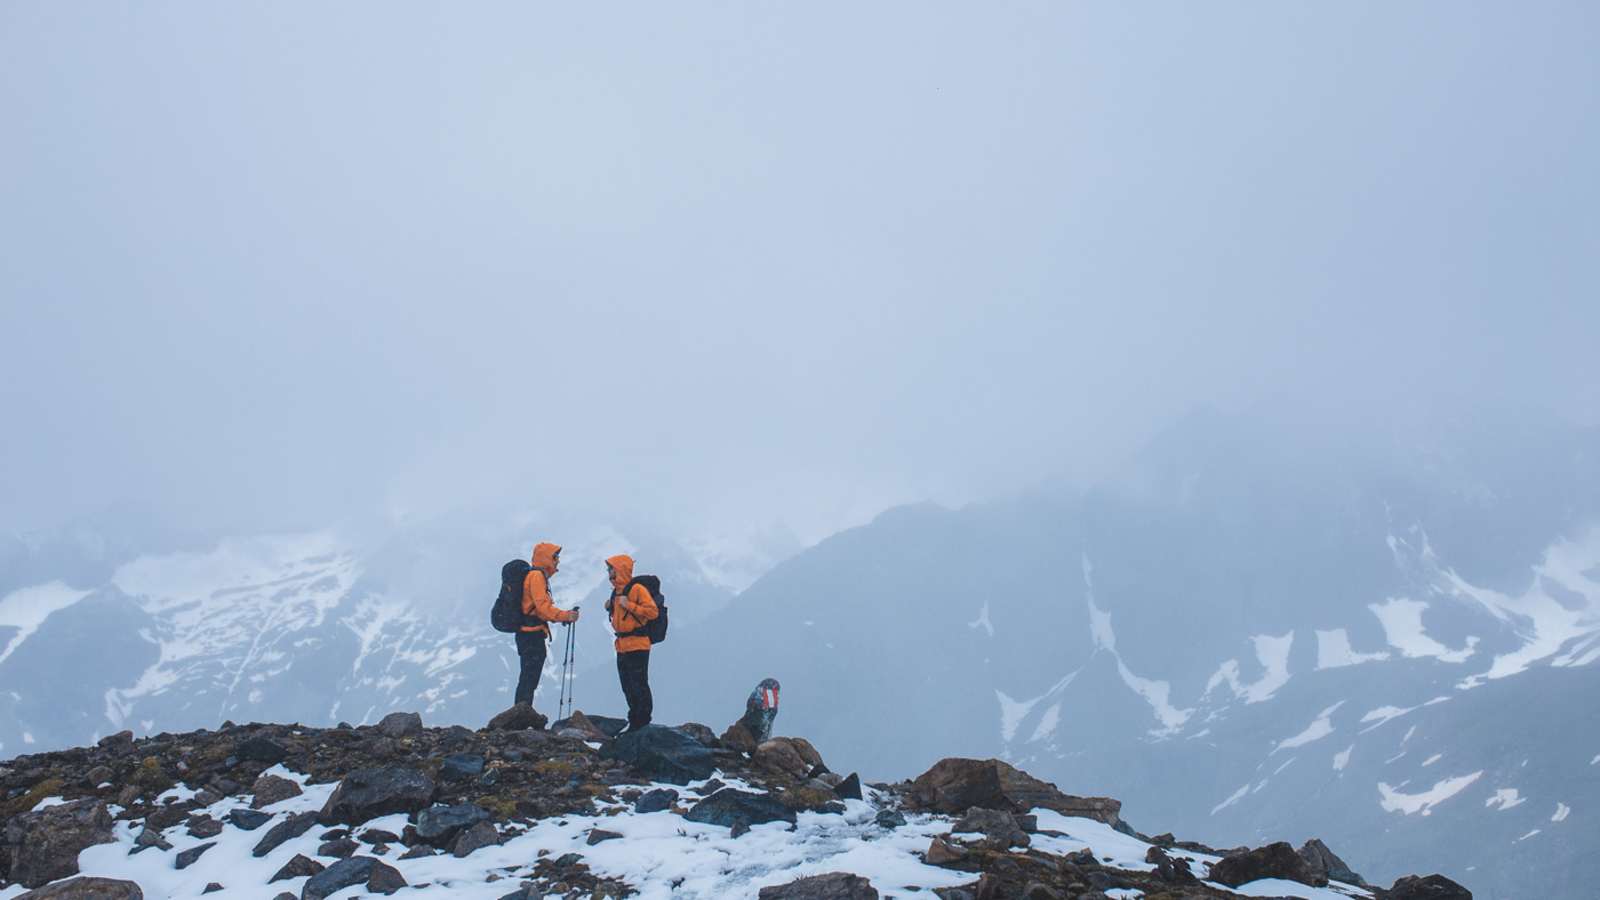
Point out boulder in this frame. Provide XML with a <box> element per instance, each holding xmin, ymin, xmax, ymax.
<box><xmin>678</xmin><ymin>722</ymin><xmax>718</xmax><ymax>746</ymax></box>
<box><xmin>1</xmin><ymin>799</ymin><xmax>116</xmax><ymax>888</ymax></box>
<box><xmin>97</xmin><ymin>732</ymin><xmax>135</xmax><ymax>751</ymax></box>
<box><xmin>317</xmin><ymin>837</ymin><xmax>359</xmax><ymax>859</ymax></box>
<box><xmin>234</xmin><ymin>735</ymin><xmax>290</xmax><ymax>764</ymax></box>
<box><xmin>684</xmin><ymin>788</ymin><xmax>797</xmax><ymax>827</ymax></box>
<box><xmin>227</xmin><ymin>809</ymin><xmax>272</xmax><ymax>831</ymax></box>
<box><xmin>16</xmin><ymin>877</ymin><xmax>144</xmax><ymax>900</ymax></box>
<box><xmin>757</xmin><ymin>872</ymin><xmax>878</xmax><ymax>899</ymax></box>
<box><xmin>318</xmin><ymin>767</ymin><xmax>436</xmax><ymax>825</ymax></box>
<box><xmin>174</xmin><ymin>842</ymin><xmax>215</xmax><ymax>869</ymax></box>
<box><xmin>376</xmin><ymin>712</ymin><xmax>423</xmax><ymax>738</ymax></box>
<box><xmin>550</xmin><ymin>711</ymin><xmax>609</xmax><ymax>742</ymax></box>
<box><xmin>926</xmin><ymin>837</ymin><xmax>969</xmax><ymax>866</ymax></box>
<box><xmin>834</xmin><ymin>773</ymin><xmax>863</xmax><ymax>801</ymax></box>
<box><xmin>906</xmin><ymin>759</ymin><xmax>1121</xmax><ymax>826</ymax></box>
<box><xmin>1209</xmin><ymin>841</ymin><xmax>1327</xmax><ymax>888</ymax></box>
<box><xmin>451</xmin><ymin>820</ymin><xmax>500</xmax><ymax>858</ymax></box>
<box><xmin>1144</xmin><ymin>846</ymin><xmax>1199</xmax><ymax>885</ymax></box>
<box><xmin>754</xmin><ymin>739</ymin><xmax>809</xmax><ymax>779</ymax></box>
<box><xmin>599</xmin><ymin>725</ymin><xmax>715</xmax><ymax>784</ymax></box>
<box><xmin>415</xmin><ymin>803</ymin><xmax>490</xmax><ymax>848</ymax></box>
<box><xmin>252</xmin><ymin>774</ymin><xmax>303</xmax><ymax>809</ymax></box>
<box><xmin>438</xmin><ymin>753</ymin><xmax>485</xmax><ymax>782</ymax></box>
<box><xmin>301</xmin><ymin>857</ymin><xmax>406</xmax><ymax>899</ymax></box>
<box><xmin>486</xmin><ymin>705</ymin><xmax>547</xmax><ymax>732</ymax></box>
<box><xmin>269</xmin><ymin>854</ymin><xmax>325</xmax><ymax>883</ymax></box>
<box><xmin>358</xmin><ymin>828</ymin><xmax>401</xmax><ymax>845</ymax></box>
<box><xmin>587</xmin><ymin>715</ymin><xmax>628</xmax><ymax>738</ymax></box>
<box><xmin>131</xmin><ymin>826</ymin><xmax>171</xmax><ymax>854</ymax></box>
<box><xmin>719</xmin><ymin>721</ymin><xmax>759</xmax><ymax>753</ymax></box>
<box><xmin>635</xmin><ymin>788</ymin><xmax>679</xmax><ymax>813</ymax></box>
<box><xmin>185</xmin><ymin>815</ymin><xmax>223</xmax><ymax>838</ymax></box>
<box><xmin>586</xmin><ymin>829</ymin><xmax>623</xmax><ymax>845</ymax></box>
<box><xmin>951</xmin><ymin>807</ymin><xmax>1030</xmax><ymax>849</ymax></box>
<box><xmin>1299</xmin><ymin>838</ymin><xmax>1365</xmax><ymax>885</ymax></box>
<box><xmin>1387</xmin><ymin>874</ymin><xmax>1473</xmax><ymax>899</ymax></box>
<box><xmin>252</xmin><ymin>811</ymin><xmax>319</xmax><ymax>857</ymax></box>
<box><xmin>875</xmin><ymin>809</ymin><xmax>907</xmax><ymax>829</ymax></box>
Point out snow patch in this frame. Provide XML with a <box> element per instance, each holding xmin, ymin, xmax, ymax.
<box><xmin>1368</xmin><ymin>598</ymin><xmax>1478</xmax><ymax>663</ymax></box>
<box><xmin>1485</xmin><ymin>789</ymin><xmax>1526</xmax><ymax>811</ymax></box>
<box><xmin>1083</xmin><ymin>555</ymin><xmax>1193</xmax><ymax>734</ymax></box>
<box><xmin>1212</xmin><ymin>783</ymin><xmax>1251</xmax><ymax>815</ymax></box>
<box><xmin>1377</xmin><ymin>771</ymin><xmax>1482</xmax><ymax>816</ymax></box>
<box><xmin>1205</xmin><ymin>633</ymin><xmax>1294</xmax><ymax>704</ymax></box>
<box><xmin>1333</xmin><ymin>746</ymin><xmax>1353</xmax><ymax>772</ymax></box>
<box><xmin>967</xmin><ymin>601</ymin><xmax>994</xmax><ymax>638</ymax></box>
<box><xmin>1274</xmin><ymin>702</ymin><xmax>1344</xmax><ymax>753</ymax></box>
<box><xmin>1552</xmin><ymin>803</ymin><xmax>1571</xmax><ymax>823</ymax></box>
<box><xmin>0</xmin><ymin>582</ymin><xmax>93</xmax><ymax>665</ymax></box>
<box><xmin>1422</xmin><ymin>754</ymin><xmax>1442</xmax><ymax>767</ymax></box>
<box><xmin>1315</xmin><ymin>628</ymin><xmax>1390</xmax><ymax>669</ymax></box>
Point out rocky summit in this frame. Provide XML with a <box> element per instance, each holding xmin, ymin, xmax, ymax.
<box><xmin>0</xmin><ymin>710</ymin><xmax>1472</xmax><ymax>899</ymax></box>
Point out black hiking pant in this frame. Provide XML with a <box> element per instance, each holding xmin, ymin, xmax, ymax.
<box><xmin>514</xmin><ymin>631</ymin><xmax>548</xmax><ymax>706</ymax></box>
<box><xmin>616</xmin><ymin>649</ymin><xmax>652</xmax><ymax>730</ymax></box>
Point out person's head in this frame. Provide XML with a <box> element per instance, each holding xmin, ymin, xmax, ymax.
<box><xmin>531</xmin><ymin>542</ymin><xmax>562</xmax><ymax>576</ymax></box>
<box><xmin>605</xmin><ymin>554</ymin><xmax>635</xmax><ymax>590</ymax></box>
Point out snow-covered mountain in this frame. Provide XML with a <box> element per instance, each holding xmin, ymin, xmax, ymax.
<box><xmin>0</xmin><ymin>512</ymin><xmax>799</xmax><ymax>755</ymax></box>
<box><xmin>653</xmin><ymin>413</ymin><xmax>1600</xmax><ymax>900</ymax></box>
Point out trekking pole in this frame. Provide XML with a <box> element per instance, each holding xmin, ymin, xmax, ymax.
<box><xmin>559</xmin><ymin>607</ymin><xmax>578</xmax><ymax>721</ymax></box>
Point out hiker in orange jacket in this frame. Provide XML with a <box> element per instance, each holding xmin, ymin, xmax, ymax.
<box><xmin>605</xmin><ymin>554</ymin><xmax>657</xmax><ymax>731</ymax></box>
<box><xmin>514</xmin><ymin>542</ymin><xmax>580</xmax><ymax>707</ymax></box>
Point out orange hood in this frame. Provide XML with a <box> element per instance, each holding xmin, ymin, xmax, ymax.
<box><xmin>606</xmin><ymin>554</ymin><xmax>635</xmax><ymax>589</ymax></box>
<box><xmin>531</xmin><ymin>542</ymin><xmax>562</xmax><ymax>573</ymax></box>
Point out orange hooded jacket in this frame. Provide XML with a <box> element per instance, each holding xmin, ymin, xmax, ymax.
<box><xmin>522</xmin><ymin>542</ymin><xmax>579</xmax><ymax>637</ymax></box>
<box><xmin>605</xmin><ymin>554</ymin><xmax>657</xmax><ymax>654</ymax></box>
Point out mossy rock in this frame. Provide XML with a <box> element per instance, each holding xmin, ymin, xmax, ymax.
<box><xmin>0</xmin><ymin>777</ymin><xmax>66</xmax><ymax>818</ymax></box>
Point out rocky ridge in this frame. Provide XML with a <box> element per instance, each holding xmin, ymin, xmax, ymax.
<box><xmin>0</xmin><ymin>709</ymin><xmax>1472</xmax><ymax>899</ymax></box>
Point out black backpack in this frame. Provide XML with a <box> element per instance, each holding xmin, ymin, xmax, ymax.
<box><xmin>490</xmin><ymin>559</ymin><xmax>534</xmax><ymax>633</ymax></box>
<box><xmin>619</xmin><ymin>575</ymin><xmax>669</xmax><ymax>644</ymax></box>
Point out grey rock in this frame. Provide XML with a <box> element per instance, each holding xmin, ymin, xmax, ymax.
<box><xmin>269</xmin><ymin>854</ymin><xmax>325</xmax><ymax>883</ymax></box>
<box><xmin>301</xmin><ymin>857</ymin><xmax>405</xmax><ymax>900</ymax></box>
<box><xmin>174</xmin><ymin>842</ymin><xmax>215</xmax><ymax>870</ymax></box>
<box><xmin>486</xmin><ymin>705</ymin><xmax>546</xmax><ymax>731</ymax></box>
<box><xmin>1299</xmin><ymin>838</ymin><xmax>1365</xmax><ymax>886</ymax></box>
<box><xmin>599</xmin><ymin>725</ymin><xmax>715</xmax><ymax>785</ymax></box>
<box><xmin>415</xmin><ymin>803</ymin><xmax>489</xmax><ymax>847</ymax></box>
<box><xmin>1</xmin><ymin>799</ymin><xmax>116</xmax><ymax>888</ymax></box>
<box><xmin>1209</xmin><ymin>842</ymin><xmax>1327</xmax><ymax>888</ymax></box>
<box><xmin>376</xmin><ymin>712</ymin><xmax>423</xmax><ymax>738</ymax></box>
<box><xmin>586</xmin><ymin>828</ymin><xmax>623</xmax><ymax>845</ymax></box>
<box><xmin>439</xmin><ymin>753</ymin><xmax>485</xmax><ymax>781</ymax></box>
<box><xmin>234</xmin><ymin>736</ymin><xmax>289</xmax><ymax>764</ymax></box>
<box><xmin>16</xmin><ymin>877</ymin><xmax>144</xmax><ymax>900</ymax></box>
<box><xmin>1386</xmin><ymin>874</ymin><xmax>1473</xmax><ymax>899</ymax></box>
<box><xmin>317</xmin><ymin>767</ymin><xmax>436</xmax><ymax>826</ymax></box>
<box><xmin>757</xmin><ymin>871</ymin><xmax>878</xmax><ymax>899</ymax></box>
<box><xmin>452</xmin><ymin>820</ymin><xmax>500</xmax><ymax>858</ymax></box>
<box><xmin>684</xmin><ymin>788</ymin><xmax>796</xmax><ymax>827</ymax></box>
<box><xmin>252</xmin><ymin>811</ymin><xmax>318</xmax><ymax>857</ymax></box>
<box><xmin>226</xmin><ymin>809</ymin><xmax>272</xmax><ymax>831</ymax></box>
<box><xmin>834</xmin><ymin>773</ymin><xmax>863</xmax><ymax>801</ymax></box>
<box><xmin>251</xmin><ymin>774</ymin><xmax>303</xmax><ymax>809</ymax></box>
<box><xmin>634</xmin><ymin>788</ymin><xmax>679</xmax><ymax>813</ymax></box>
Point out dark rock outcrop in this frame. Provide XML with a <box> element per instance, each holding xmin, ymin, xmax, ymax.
<box><xmin>486</xmin><ymin>705</ymin><xmax>547</xmax><ymax>732</ymax></box>
<box><xmin>376</xmin><ymin>712</ymin><xmax>422</xmax><ymax>738</ymax></box>
<box><xmin>952</xmin><ymin>807</ymin><xmax>1030</xmax><ymax>849</ymax></box>
<box><xmin>301</xmin><ymin>857</ymin><xmax>405</xmax><ymax>900</ymax></box>
<box><xmin>1299</xmin><ymin>838</ymin><xmax>1365</xmax><ymax>885</ymax></box>
<box><xmin>758</xmin><ymin>871</ymin><xmax>878</xmax><ymax>899</ymax></box>
<box><xmin>684</xmin><ymin>788</ymin><xmax>797</xmax><ymax>827</ymax></box>
<box><xmin>317</xmin><ymin>767</ymin><xmax>436</xmax><ymax>825</ymax></box>
<box><xmin>235</xmin><ymin>735</ymin><xmax>290</xmax><ymax>764</ymax></box>
<box><xmin>1386</xmin><ymin>874</ymin><xmax>1473</xmax><ymax>899</ymax></box>
<box><xmin>599</xmin><ymin>725</ymin><xmax>715</xmax><ymax>784</ymax></box>
<box><xmin>227</xmin><ymin>809</ymin><xmax>272</xmax><ymax>831</ymax></box>
<box><xmin>1</xmin><ymin>799</ymin><xmax>116</xmax><ymax>888</ymax></box>
<box><xmin>906</xmin><ymin>758</ymin><xmax>1121</xmax><ymax>826</ymax></box>
<box><xmin>251</xmin><ymin>774</ymin><xmax>303</xmax><ymax>809</ymax></box>
<box><xmin>834</xmin><ymin>773</ymin><xmax>863</xmax><ymax>801</ymax></box>
<box><xmin>438</xmin><ymin>753</ymin><xmax>484</xmax><ymax>782</ymax></box>
<box><xmin>16</xmin><ymin>877</ymin><xmax>144</xmax><ymax>900</ymax></box>
<box><xmin>173</xmin><ymin>842</ymin><xmax>215</xmax><ymax>869</ymax></box>
<box><xmin>451</xmin><ymin>820</ymin><xmax>500</xmax><ymax>858</ymax></box>
<box><xmin>415</xmin><ymin>803</ymin><xmax>490</xmax><ymax>848</ymax></box>
<box><xmin>1209</xmin><ymin>841</ymin><xmax>1327</xmax><ymax>888</ymax></box>
<box><xmin>269</xmin><ymin>854</ymin><xmax>325</xmax><ymax>883</ymax></box>
<box><xmin>635</xmin><ymin>788</ymin><xmax>679</xmax><ymax>813</ymax></box>
<box><xmin>252</xmin><ymin>811</ymin><xmax>319</xmax><ymax>857</ymax></box>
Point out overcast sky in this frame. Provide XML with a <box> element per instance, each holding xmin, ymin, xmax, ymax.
<box><xmin>2</xmin><ymin>2</ymin><xmax>1597</xmax><ymax>540</ymax></box>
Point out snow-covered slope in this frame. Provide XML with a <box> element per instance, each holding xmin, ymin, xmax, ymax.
<box><xmin>654</xmin><ymin>414</ymin><xmax>1600</xmax><ymax>900</ymax></box>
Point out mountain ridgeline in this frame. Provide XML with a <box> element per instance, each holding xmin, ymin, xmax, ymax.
<box><xmin>1</xmin><ymin>413</ymin><xmax>1596</xmax><ymax>898</ymax></box>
